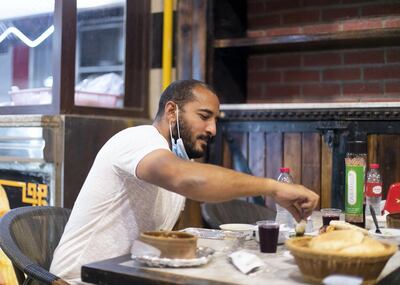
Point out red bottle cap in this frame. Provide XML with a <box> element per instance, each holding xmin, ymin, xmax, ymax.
<box><xmin>370</xmin><ymin>163</ymin><xmax>379</xmax><ymax>169</ymax></box>
<box><xmin>280</xmin><ymin>167</ymin><xmax>290</xmax><ymax>173</ymax></box>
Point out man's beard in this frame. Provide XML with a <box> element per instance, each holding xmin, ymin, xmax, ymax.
<box><xmin>172</xmin><ymin>118</ymin><xmax>210</xmax><ymax>159</ymax></box>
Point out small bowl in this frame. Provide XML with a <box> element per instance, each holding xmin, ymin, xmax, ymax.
<box><xmin>386</xmin><ymin>213</ymin><xmax>400</xmax><ymax>229</ymax></box>
<box><xmin>365</xmin><ymin>214</ymin><xmax>387</xmax><ymax>230</ymax></box>
<box><xmin>368</xmin><ymin>228</ymin><xmax>400</xmax><ymax>246</ymax></box>
<box><xmin>139</xmin><ymin>231</ymin><xmax>197</xmax><ymax>259</ymax></box>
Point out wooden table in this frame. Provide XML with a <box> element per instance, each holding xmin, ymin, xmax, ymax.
<box><xmin>81</xmin><ymin>213</ymin><xmax>400</xmax><ymax>285</ymax></box>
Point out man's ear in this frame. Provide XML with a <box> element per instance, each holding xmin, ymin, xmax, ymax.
<box><xmin>165</xmin><ymin>101</ymin><xmax>177</xmax><ymax>123</ymax></box>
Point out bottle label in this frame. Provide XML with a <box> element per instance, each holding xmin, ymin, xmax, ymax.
<box><xmin>366</xmin><ymin>182</ymin><xmax>382</xmax><ymax>197</ymax></box>
<box><xmin>345</xmin><ymin>165</ymin><xmax>364</xmax><ymax>222</ymax></box>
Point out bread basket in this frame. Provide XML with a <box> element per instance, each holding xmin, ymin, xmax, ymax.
<box><xmin>285</xmin><ymin>236</ymin><xmax>397</xmax><ymax>285</ymax></box>
<box><xmin>139</xmin><ymin>231</ymin><xmax>197</xmax><ymax>259</ymax></box>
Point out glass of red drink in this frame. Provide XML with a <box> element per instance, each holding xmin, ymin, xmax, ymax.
<box><xmin>256</xmin><ymin>220</ymin><xmax>279</xmax><ymax>253</ymax></box>
<box><xmin>321</xmin><ymin>208</ymin><xmax>341</xmax><ymax>226</ymax></box>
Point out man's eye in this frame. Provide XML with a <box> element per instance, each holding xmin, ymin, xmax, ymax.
<box><xmin>199</xmin><ymin>114</ymin><xmax>208</xmax><ymax>120</ymax></box>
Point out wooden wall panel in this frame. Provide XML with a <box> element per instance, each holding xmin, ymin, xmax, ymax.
<box><xmin>301</xmin><ymin>133</ymin><xmax>321</xmax><ymax>201</ymax></box>
<box><xmin>321</xmin><ymin>139</ymin><xmax>332</xmax><ymax>208</ymax></box>
<box><xmin>266</xmin><ymin>133</ymin><xmax>283</xmax><ymax>180</ymax></box>
<box><xmin>368</xmin><ymin>135</ymin><xmax>378</xmax><ymax>166</ymax></box>
<box><xmin>249</xmin><ymin>132</ymin><xmax>266</xmax><ymax>177</ymax></box>
<box><xmin>283</xmin><ymin>133</ymin><xmax>302</xmax><ymax>184</ymax></box>
<box><xmin>222</xmin><ymin>138</ymin><xmax>232</xmax><ymax>169</ymax></box>
<box><xmin>377</xmin><ymin>135</ymin><xmax>400</xmax><ymax>198</ymax></box>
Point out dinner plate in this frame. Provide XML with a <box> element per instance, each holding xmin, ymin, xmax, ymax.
<box><xmin>131</xmin><ymin>247</ymin><xmax>215</xmax><ymax>268</ymax></box>
<box><xmin>219</xmin><ymin>223</ymin><xmax>256</xmax><ymax>232</ymax></box>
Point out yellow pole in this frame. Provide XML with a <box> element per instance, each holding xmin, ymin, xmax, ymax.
<box><xmin>162</xmin><ymin>0</ymin><xmax>173</xmax><ymax>90</ymax></box>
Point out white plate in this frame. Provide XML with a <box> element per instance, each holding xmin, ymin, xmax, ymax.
<box><xmin>219</xmin><ymin>223</ymin><xmax>256</xmax><ymax>232</ymax></box>
<box><xmin>131</xmin><ymin>247</ymin><xmax>215</xmax><ymax>268</ymax></box>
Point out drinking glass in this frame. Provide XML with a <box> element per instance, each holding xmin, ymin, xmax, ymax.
<box><xmin>256</xmin><ymin>220</ymin><xmax>279</xmax><ymax>253</ymax></box>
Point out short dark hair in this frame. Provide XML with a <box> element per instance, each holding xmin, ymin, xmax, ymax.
<box><xmin>155</xmin><ymin>79</ymin><xmax>217</xmax><ymax>120</ymax></box>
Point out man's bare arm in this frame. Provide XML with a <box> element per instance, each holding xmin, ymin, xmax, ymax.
<box><xmin>136</xmin><ymin>149</ymin><xmax>319</xmax><ymax>221</ymax></box>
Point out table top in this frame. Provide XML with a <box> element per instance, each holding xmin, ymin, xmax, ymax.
<box><xmin>81</xmin><ymin>212</ymin><xmax>400</xmax><ymax>285</ymax></box>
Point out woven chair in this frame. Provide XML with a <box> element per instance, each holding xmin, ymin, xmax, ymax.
<box><xmin>0</xmin><ymin>206</ymin><xmax>71</xmax><ymax>285</ymax></box>
<box><xmin>201</xmin><ymin>199</ymin><xmax>276</xmax><ymax>229</ymax></box>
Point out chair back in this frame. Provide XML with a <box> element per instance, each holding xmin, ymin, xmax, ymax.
<box><xmin>201</xmin><ymin>199</ymin><xmax>276</xmax><ymax>229</ymax></box>
<box><xmin>0</xmin><ymin>206</ymin><xmax>71</xmax><ymax>285</ymax></box>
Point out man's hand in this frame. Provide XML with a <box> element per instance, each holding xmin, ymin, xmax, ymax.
<box><xmin>272</xmin><ymin>182</ymin><xmax>319</xmax><ymax>222</ymax></box>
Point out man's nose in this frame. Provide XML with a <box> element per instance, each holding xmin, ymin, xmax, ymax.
<box><xmin>206</xmin><ymin>120</ymin><xmax>217</xmax><ymax>137</ymax></box>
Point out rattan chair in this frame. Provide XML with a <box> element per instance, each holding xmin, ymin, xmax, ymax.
<box><xmin>0</xmin><ymin>206</ymin><xmax>71</xmax><ymax>285</ymax></box>
<box><xmin>201</xmin><ymin>199</ymin><xmax>276</xmax><ymax>229</ymax></box>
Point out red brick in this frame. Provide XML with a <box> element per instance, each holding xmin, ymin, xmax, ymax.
<box><xmin>322</xmin><ymin>7</ymin><xmax>359</xmax><ymax>22</ymax></box>
<box><xmin>248</xmin><ymin>56</ymin><xmax>265</xmax><ymax>71</ymax></box>
<box><xmin>264</xmin><ymin>0</ymin><xmax>301</xmax><ymax>13</ymax></box>
<box><xmin>386</xmin><ymin>48</ymin><xmax>400</xmax><ymax>63</ymax></box>
<box><xmin>303</xmin><ymin>52</ymin><xmax>341</xmax><ymax>66</ymax></box>
<box><xmin>282</xmin><ymin>10</ymin><xmax>320</xmax><ymax>25</ymax></box>
<box><xmin>266</xmin><ymin>54</ymin><xmax>301</xmax><ymax>68</ymax></box>
<box><xmin>265</xmin><ymin>85</ymin><xmax>301</xmax><ymax>97</ymax></box>
<box><xmin>362</xmin><ymin>4</ymin><xmax>400</xmax><ymax>17</ymax></box>
<box><xmin>302</xmin><ymin>23</ymin><xmax>340</xmax><ymax>34</ymax></box>
<box><xmin>385</xmin><ymin>82</ymin><xmax>400</xmax><ymax>93</ymax></box>
<box><xmin>248</xmin><ymin>1</ymin><xmax>265</xmax><ymax>16</ymax></box>
<box><xmin>283</xmin><ymin>70</ymin><xmax>320</xmax><ymax>82</ymax></box>
<box><xmin>302</xmin><ymin>84</ymin><xmax>340</xmax><ymax>96</ymax></box>
<box><xmin>247</xmin><ymin>83</ymin><xmax>263</xmax><ymax>97</ymax></box>
<box><xmin>364</xmin><ymin>66</ymin><xmax>400</xmax><ymax>80</ymax></box>
<box><xmin>342</xmin><ymin>19</ymin><xmax>382</xmax><ymax>31</ymax></box>
<box><xmin>344</xmin><ymin>50</ymin><xmax>384</xmax><ymax>64</ymax></box>
<box><xmin>343</xmin><ymin>83</ymin><xmax>382</xmax><ymax>95</ymax></box>
<box><xmin>265</xmin><ymin>26</ymin><xmax>302</xmax><ymax>36</ymax></box>
<box><xmin>383</xmin><ymin>17</ymin><xmax>400</xmax><ymax>28</ymax></box>
<box><xmin>323</xmin><ymin>68</ymin><xmax>361</xmax><ymax>81</ymax></box>
<box><xmin>248</xmin><ymin>14</ymin><xmax>282</xmax><ymax>29</ymax></box>
<box><xmin>248</xmin><ymin>70</ymin><xmax>282</xmax><ymax>83</ymax></box>
<box><xmin>303</xmin><ymin>0</ymin><xmax>338</xmax><ymax>7</ymax></box>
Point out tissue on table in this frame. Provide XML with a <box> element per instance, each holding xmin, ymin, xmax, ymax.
<box><xmin>228</xmin><ymin>250</ymin><xmax>265</xmax><ymax>275</ymax></box>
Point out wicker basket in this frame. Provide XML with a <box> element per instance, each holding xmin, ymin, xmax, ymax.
<box><xmin>285</xmin><ymin>236</ymin><xmax>397</xmax><ymax>285</ymax></box>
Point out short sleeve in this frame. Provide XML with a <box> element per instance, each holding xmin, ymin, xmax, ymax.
<box><xmin>110</xmin><ymin>126</ymin><xmax>170</xmax><ymax>177</ymax></box>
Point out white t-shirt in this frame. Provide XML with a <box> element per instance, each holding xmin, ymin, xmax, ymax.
<box><xmin>50</xmin><ymin>125</ymin><xmax>186</xmax><ymax>284</ymax></box>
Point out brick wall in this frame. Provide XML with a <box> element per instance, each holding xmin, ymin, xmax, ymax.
<box><xmin>246</xmin><ymin>0</ymin><xmax>400</xmax><ymax>103</ymax></box>
<box><xmin>248</xmin><ymin>0</ymin><xmax>400</xmax><ymax>29</ymax></box>
<box><xmin>248</xmin><ymin>47</ymin><xmax>400</xmax><ymax>102</ymax></box>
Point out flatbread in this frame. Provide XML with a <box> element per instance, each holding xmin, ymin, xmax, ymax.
<box><xmin>329</xmin><ymin>220</ymin><xmax>369</xmax><ymax>235</ymax></box>
<box><xmin>339</xmin><ymin>237</ymin><xmax>386</xmax><ymax>255</ymax></box>
<box><xmin>309</xmin><ymin>230</ymin><xmax>365</xmax><ymax>252</ymax></box>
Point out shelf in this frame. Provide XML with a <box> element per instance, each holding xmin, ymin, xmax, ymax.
<box><xmin>215</xmin><ymin>28</ymin><xmax>400</xmax><ymax>52</ymax></box>
<box><xmin>214</xmin><ymin>16</ymin><xmax>400</xmax><ymax>53</ymax></box>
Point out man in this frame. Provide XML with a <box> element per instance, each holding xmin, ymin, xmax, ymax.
<box><xmin>50</xmin><ymin>79</ymin><xmax>319</xmax><ymax>284</ymax></box>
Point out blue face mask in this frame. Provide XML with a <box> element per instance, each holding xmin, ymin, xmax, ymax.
<box><xmin>169</xmin><ymin>106</ymin><xmax>190</xmax><ymax>160</ymax></box>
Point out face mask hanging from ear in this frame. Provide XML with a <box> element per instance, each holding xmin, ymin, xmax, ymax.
<box><xmin>169</xmin><ymin>105</ymin><xmax>190</xmax><ymax>160</ymax></box>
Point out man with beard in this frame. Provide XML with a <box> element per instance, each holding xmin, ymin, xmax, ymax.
<box><xmin>50</xmin><ymin>79</ymin><xmax>319</xmax><ymax>285</ymax></box>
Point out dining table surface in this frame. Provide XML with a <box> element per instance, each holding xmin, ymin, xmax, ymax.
<box><xmin>81</xmin><ymin>212</ymin><xmax>400</xmax><ymax>285</ymax></box>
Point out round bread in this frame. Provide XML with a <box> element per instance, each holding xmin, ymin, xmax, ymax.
<box><xmin>329</xmin><ymin>220</ymin><xmax>369</xmax><ymax>234</ymax></box>
<box><xmin>309</xmin><ymin>230</ymin><xmax>365</xmax><ymax>252</ymax></box>
<box><xmin>339</xmin><ymin>236</ymin><xmax>386</xmax><ymax>255</ymax></box>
